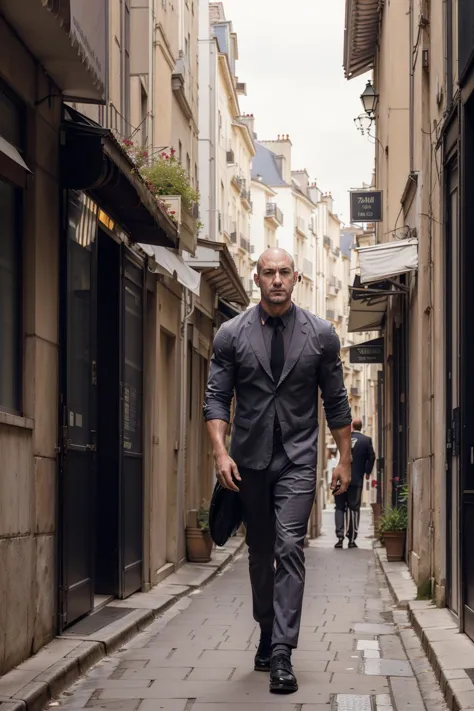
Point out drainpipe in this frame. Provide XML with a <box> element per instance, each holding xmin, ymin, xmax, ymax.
<box><xmin>177</xmin><ymin>287</ymin><xmax>195</xmax><ymax>560</ymax></box>
<box><xmin>409</xmin><ymin>0</ymin><xmax>415</xmax><ymax>173</ymax></box>
<box><xmin>149</xmin><ymin>0</ymin><xmax>155</xmax><ymax>147</ymax></box>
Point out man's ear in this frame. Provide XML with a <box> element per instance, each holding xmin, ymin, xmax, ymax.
<box><xmin>254</xmin><ymin>272</ymin><xmax>259</xmax><ymax>286</ymax></box>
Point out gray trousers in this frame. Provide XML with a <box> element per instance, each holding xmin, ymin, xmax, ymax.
<box><xmin>335</xmin><ymin>485</ymin><xmax>363</xmax><ymax>543</ymax></box>
<box><xmin>238</xmin><ymin>442</ymin><xmax>316</xmax><ymax>648</ymax></box>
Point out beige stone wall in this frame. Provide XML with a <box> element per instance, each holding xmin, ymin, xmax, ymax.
<box><xmin>0</xmin><ymin>17</ymin><xmax>61</xmax><ymax>672</ymax></box>
<box><xmin>371</xmin><ymin>0</ymin><xmax>447</xmax><ymax>598</ymax></box>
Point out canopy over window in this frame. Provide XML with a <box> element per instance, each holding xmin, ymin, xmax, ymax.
<box><xmin>358</xmin><ymin>238</ymin><xmax>418</xmax><ymax>284</ymax></box>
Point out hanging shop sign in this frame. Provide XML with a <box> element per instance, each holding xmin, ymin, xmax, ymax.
<box><xmin>350</xmin><ymin>190</ymin><xmax>383</xmax><ymax>223</ymax></box>
<box><xmin>349</xmin><ymin>337</ymin><xmax>384</xmax><ymax>364</ymax></box>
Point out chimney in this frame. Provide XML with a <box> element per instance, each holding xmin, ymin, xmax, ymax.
<box><xmin>261</xmin><ymin>134</ymin><xmax>292</xmax><ymax>183</ymax></box>
<box><xmin>239</xmin><ymin>113</ymin><xmax>256</xmax><ymax>138</ymax></box>
<box><xmin>292</xmin><ymin>169</ymin><xmax>309</xmax><ymax>197</ymax></box>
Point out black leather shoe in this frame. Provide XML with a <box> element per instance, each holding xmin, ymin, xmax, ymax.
<box><xmin>335</xmin><ymin>538</ymin><xmax>343</xmax><ymax>549</ymax></box>
<box><xmin>348</xmin><ymin>542</ymin><xmax>358</xmax><ymax>549</ymax></box>
<box><xmin>254</xmin><ymin>634</ymin><xmax>272</xmax><ymax>672</ymax></box>
<box><xmin>269</xmin><ymin>654</ymin><xmax>298</xmax><ymax>694</ymax></box>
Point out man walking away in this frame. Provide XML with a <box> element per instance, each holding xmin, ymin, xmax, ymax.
<box><xmin>204</xmin><ymin>248</ymin><xmax>352</xmax><ymax>695</ymax></box>
<box><xmin>335</xmin><ymin>419</ymin><xmax>375</xmax><ymax>549</ymax></box>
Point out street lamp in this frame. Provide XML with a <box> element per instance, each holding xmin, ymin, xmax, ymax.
<box><xmin>354</xmin><ymin>81</ymin><xmax>379</xmax><ymax>136</ymax></box>
<box><xmin>360</xmin><ymin>80</ymin><xmax>379</xmax><ymax>117</ymax></box>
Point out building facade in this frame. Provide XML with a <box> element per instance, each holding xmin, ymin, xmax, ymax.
<box><xmin>343</xmin><ymin>0</ymin><xmax>474</xmax><ymax>634</ymax></box>
<box><xmin>198</xmin><ymin>1</ymin><xmax>254</xmax><ymax>301</ymax></box>
<box><xmin>0</xmin><ymin>0</ymin><xmax>249</xmax><ymax>675</ymax></box>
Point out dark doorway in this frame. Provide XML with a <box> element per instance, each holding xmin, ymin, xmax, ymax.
<box><xmin>119</xmin><ymin>254</ymin><xmax>144</xmax><ymax>598</ymax></box>
<box><xmin>391</xmin><ymin>296</ymin><xmax>408</xmax><ymax>507</ymax></box>
<box><xmin>461</xmin><ymin>95</ymin><xmax>474</xmax><ymax>640</ymax></box>
<box><xmin>95</xmin><ymin>234</ymin><xmax>144</xmax><ymax>599</ymax></box>
<box><xmin>59</xmin><ymin>195</ymin><xmax>144</xmax><ymax>629</ymax></box>
<box><xmin>58</xmin><ymin>192</ymin><xmax>98</xmax><ymax>629</ymax></box>
<box><xmin>95</xmin><ymin>230</ymin><xmax>121</xmax><ymax>595</ymax></box>
<box><xmin>445</xmin><ymin>156</ymin><xmax>460</xmax><ymax>616</ymax></box>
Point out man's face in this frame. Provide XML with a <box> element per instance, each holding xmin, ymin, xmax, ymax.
<box><xmin>254</xmin><ymin>255</ymin><xmax>297</xmax><ymax>306</ymax></box>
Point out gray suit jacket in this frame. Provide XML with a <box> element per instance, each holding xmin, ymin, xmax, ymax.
<box><xmin>203</xmin><ymin>304</ymin><xmax>352</xmax><ymax>470</ymax></box>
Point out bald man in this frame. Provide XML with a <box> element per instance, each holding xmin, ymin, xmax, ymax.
<box><xmin>334</xmin><ymin>419</ymin><xmax>376</xmax><ymax>549</ymax></box>
<box><xmin>204</xmin><ymin>249</ymin><xmax>352</xmax><ymax>694</ymax></box>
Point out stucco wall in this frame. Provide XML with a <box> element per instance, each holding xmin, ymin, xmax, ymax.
<box><xmin>0</xmin><ymin>16</ymin><xmax>61</xmax><ymax>672</ymax></box>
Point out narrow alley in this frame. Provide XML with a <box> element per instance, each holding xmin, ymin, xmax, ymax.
<box><xmin>51</xmin><ymin>511</ymin><xmax>446</xmax><ymax>711</ymax></box>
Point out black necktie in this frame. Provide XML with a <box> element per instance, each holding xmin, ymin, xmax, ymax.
<box><xmin>268</xmin><ymin>316</ymin><xmax>285</xmax><ymax>383</ymax></box>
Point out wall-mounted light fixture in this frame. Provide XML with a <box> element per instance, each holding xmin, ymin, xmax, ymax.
<box><xmin>354</xmin><ymin>80</ymin><xmax>379</xmax><ymax>135</ymax></box>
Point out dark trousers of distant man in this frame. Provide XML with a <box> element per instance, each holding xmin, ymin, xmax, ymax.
<box><xmin>335</xmin><ymin>485</ymin><xmax>363</xmax><ymax>544</ymax></box>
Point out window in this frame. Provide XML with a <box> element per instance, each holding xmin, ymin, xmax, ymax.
<box><xmin>178</xmin><ymin>140</ymin><xmax>182</xmax><ymax>163</ymax></box>
<box><xmin>186</xmin><ymin>153</ymin><xmax>191</xmax><ymax>178</ymax></box>
<box><xmin>0</xmin><ymin>180</ymin><xmax>21</xmax><ymax>414</ymax></box>
<box><xmin>0</xmin><ymin>86</ymin><xmax>23</xmax><ymax>414</ymax></box>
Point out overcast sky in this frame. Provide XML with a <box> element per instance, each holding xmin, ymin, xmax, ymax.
<box><xmin>221</xmin><ymin>0</ymin><xmax>374</xmax><ymax>224</ymax></box>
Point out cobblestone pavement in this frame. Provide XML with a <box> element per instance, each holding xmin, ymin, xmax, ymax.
<box><xmin>52</xmin><ymin>508</ymin><xmax>447</xmax><ymax>711</ymax></box>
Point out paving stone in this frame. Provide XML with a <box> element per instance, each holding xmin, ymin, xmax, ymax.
<box><xmin>138</xmin><ymin>702</ymin><xmax>189</xmax><ymax>711</ymax></box>
<box><xmin>390</xmin><ymin>677</ymin><xmax>426</xmax><ymax>710</ymax></box>
<box><xmin>335</xmin><ymin>695</ymin><xmax>372</xmax><ymax>711</ymax></box>
<box><xmin>364</xmin><ymin>658</ymin><xmax>413</xmax><ymax>677</ymax></box>
<box><xmin>51</xmin><ymin>511</ymin><xmax>449</xmax><ymax>711</ymax></box>
<box><xmin>356</xmin><ymin>640</ymin><xmax>379</xmax><ymax>651</ymax></box>
<box><xmin>353</xmin><ymin>623</ymin><xmax>395</xmax><ymax>635</ymax></box>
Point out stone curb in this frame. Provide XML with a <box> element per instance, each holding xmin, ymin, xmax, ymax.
<box><xmin>0</xmin><ymin>537</ymin><xmax>245</xmax><ymax>711</ymax></box>
<box><xmin>375</xmin><ymin>545</ymin><xmax>474</xmax><ymax>711</ymax></box>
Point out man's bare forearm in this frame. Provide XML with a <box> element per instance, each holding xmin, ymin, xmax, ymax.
<box><xmin>206</xmin><ymin>419</ymin><xmax>229</xmax><ymax>457</ymax></box>
<box><xmin>330</xmin><ymin>424</ymin><xmax>352</xmax><ymax>464</ymax></box>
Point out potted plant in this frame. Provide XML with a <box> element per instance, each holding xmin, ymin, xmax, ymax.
<box><xmin>379</xmin><ymin>505</ymin><xmax>408</xmax><ymax>561</ymax></box>
<box><xmin>186</xmin><ymin>501</ymin><xmax>213</xmax><ymax>563</ymax></box>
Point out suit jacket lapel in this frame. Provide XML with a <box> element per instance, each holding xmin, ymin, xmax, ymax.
<box><xmin>278</xmin><ymin>307</ymin><xmax>309</xmax><ymax>387</ymax></box>
<box><xmin>247</xmin><ymin>306</ymin><xmax>274</xmax><ymax>382</ymax></box>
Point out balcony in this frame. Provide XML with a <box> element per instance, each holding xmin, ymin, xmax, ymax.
<box><xmin>241</xmin><ymin>188</ymin><xmax>253</xmax><ymax>211</ymax></box>
<box><xmin>240</xmin><ymin>236</ymin><xmax>251</xmax><ymax>252</ymax></box>
<box><xmin>295</xmin><ymin>216</ymin><xmax>306</xmax><ymax>237</ymax></box>
<box><xmin>172</xmin><ymin>53</ymin><xmax>193</xmax><ymax>120</ymax></box>
<box><xmin>326</xmin><ymin>309</ymin><xmax>336</xmax><ymax>321</ymax></box>
<box><xmin>265</xmin><ymin>202</ymin><xmax>284</xmax><ymax>227</ymax></box>
<box><xmin>226</xmin><ymin>148</ymin><xmax>235</xmax><ymax>164</ymax></box>
<box><xmin>303</xmin><ymin>258</ymin><xmax>314</xmax><ymax>280</ymax></box>
<box><xmin>323</xmin><ymin>235</ymin><xmax>332</xmax><ymax>248</ymax></box>
<box><xmin>231</xmin><ymin>175</ymin><xmax>245</xmax><ymax>192</ymax></box>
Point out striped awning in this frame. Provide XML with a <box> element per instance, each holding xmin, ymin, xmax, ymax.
<box><xmin>344</xmin><ymin>0</ymin><xmax>383</xmax><ymax>79</ymax></box>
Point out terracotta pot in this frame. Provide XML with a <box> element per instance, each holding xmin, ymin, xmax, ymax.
<box><xmin>186</xmin><ymin>527</ymin><xmax>213</xmax><ymax>563</ymax></box>
<box><xmin>383</xmin><ymin>530</ymin><xmax>406</xmax><ymax>562</ymax></box>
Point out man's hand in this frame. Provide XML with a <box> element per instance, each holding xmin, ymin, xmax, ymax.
<box><xmin>215</xmin><ymin>452</ymin><xmax>241</xmax><ymax>492</ymax></box>
<box><xmin>331</xmin><ymin>460</ymin><xmax>351</xmax><ymax>495</ymax></box>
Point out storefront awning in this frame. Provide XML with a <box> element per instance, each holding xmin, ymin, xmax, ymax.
<box><xmin>1</xmin><ymin>0</ymin><xmax>107</xmax><ymax>101</ymax></box>
<box><xmin>348</xmin><ymin>275</ymin><xmax>389</xmax><ymax>333</ymax></box>
<box><xmin>60</xmin><ymin>106</ymin><xmax>178</xmax><ymax>248</ymax></box>
<box><xmin>0</xmin><ymin>135</ymin><xmax>32</xmax><ymax>188</ymax></box>
<box><xmin>344</xmin><ymin>0</ymin><xmax>382</xmax><ymax>79</ymax></box>
<box><xmin>140</xmin><ymin>245</ymin><xmax>201</xmax><ymax>295</ymax></box>
<box><xmin>358</xmin><ymin>238</ymin><xmax>418</xmax><ymax>284</ymax></box>
<box><xmin>184</xmin><ymin>239</ymin><xmax>250</xmax><ymax>307</ymax></box>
